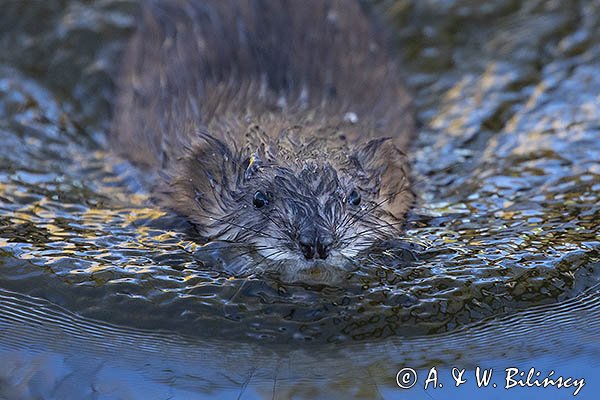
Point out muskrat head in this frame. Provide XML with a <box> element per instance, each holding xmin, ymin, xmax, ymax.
<box><xmin>160</xmin><ymin>132</ymin><xmax>412</xmax><ymax>276</ymax></box>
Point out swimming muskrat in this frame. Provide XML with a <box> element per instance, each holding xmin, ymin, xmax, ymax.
<box><xmin>112</xmin><ymin>0</ymin><xmax>415</xmax><ymax>277</ymax></box>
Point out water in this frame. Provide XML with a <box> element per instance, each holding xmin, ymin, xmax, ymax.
<box><xmin>0</xmin><ymin>0</ymin><xmax>599</xmax><ymax>398</ymax></box>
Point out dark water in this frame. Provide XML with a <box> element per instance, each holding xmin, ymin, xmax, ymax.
<box><xmin>0</xmin><ymin>0</ymin><xmax>599</xmax><ymax>398</ymax></box>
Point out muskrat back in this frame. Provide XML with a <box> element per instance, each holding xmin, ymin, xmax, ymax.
<box><xmin>112</xmin><ymin>0</ymin><xmax>415</xmax><ymax>277</ymax></box>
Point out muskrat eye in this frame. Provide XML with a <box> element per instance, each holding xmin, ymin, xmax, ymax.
<box><xmin>253</xmin><ymin>190</ymin><xmax>269</xmax><ymax>208</ymax></box>
<box><xmin>347</xmin><ymin>189</ymin><xmax>361</xmax><ymax>206</ymax></box>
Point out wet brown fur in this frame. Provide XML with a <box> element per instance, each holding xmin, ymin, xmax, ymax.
<box><xmin>112</xmin><ymin>0</ymin><xmax>415</xmax><ymax>273</ymax></box>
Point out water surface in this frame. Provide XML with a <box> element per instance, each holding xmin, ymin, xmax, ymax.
<box><xmin>0</xmin><ymin>0</ymin><xmax>599</xmax><ymax>398</ymax></box>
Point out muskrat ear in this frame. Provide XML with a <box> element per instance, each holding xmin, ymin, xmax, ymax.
<box><xmin>156</xmin><ymin>132</ymin><xmax>243</xmax><ymax>232</ymax></box>
<box><xmin>352</xmin><ymin>138</ymin><xmax>413</xmax><ymax>219</ymax></box>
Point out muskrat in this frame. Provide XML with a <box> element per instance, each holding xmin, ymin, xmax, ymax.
<box><xmin>111</xmin><ymin>0</ymin><xmax>415</xmax><ymax>277</ymax></box>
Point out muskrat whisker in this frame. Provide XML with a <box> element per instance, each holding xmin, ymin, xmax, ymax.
<box><xmin>195</xmin><ymin>238</ymin><xmax>273</xmax><ymax>247</ymax></box>
<box><xmin>338</xmin><ymin>187</ymin><xmax>401</xmax><ymax>231</ymax></box>
<box><xmin>261</xmin><ymin>249</ymin><xmax>288</xmax><ymax>261</ymax></box>
<box><xmin>339</xmin><ymin>252</ymin><xmax>361</xmax><ymax>265</ymax></box>
<box><xmin>337</xmin><ymin>208</ymin><xmax>385</xmax><ymax>239</ymax></box>
<box><xmin>222</xmin><ymin>275</ymin><xmax>256</xmax><ymax>308</ymax></box>
<box><xmin>341</xmin><ymin>219</ymin><xmax>408</xmax><ymax>242</ymax></box>
<box><xmin>255</xmin><ymin>207</ymin><xmax>293</xmax><ymax>240</ymax></box>
<box><xmin>192</xmin><ymin>210</ymin><xmax>287</xmax><ymax>242</ymax></box>
<box><xmin>250</xmin><ymin>249</ymin><xmax>285</xmax><ymax>273</ymax></box>
<box><xmin>194</xmin><ymin>244</ymin><xmax>280</xmax><ymax>253</ymax></box>
<box><xmin>233</xmin><ymin>247</ymin><xmax>281</xmax><ymax>259</ymax></box>
<box><xmin>338</xmin><ymin>184</ymin><xmax>411</xmax><ymax>236</ymax></box>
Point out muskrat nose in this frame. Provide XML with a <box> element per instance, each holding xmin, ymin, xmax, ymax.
<box><xmin>300</xmin><ymin>242</ymin><xmax>315</xmax><ymax>260</ymax></box>
<box><xmin>299</xmin><ymin>235</ymin><xmax>316</xmax><ymax>260</ymax></box>
<box><xmin>299</xmin><ymin>234</ymin><xmax>332</xmax><ymax>260</ymax></box>
<box><xmin>316</xmin><ymin>237</ymin><xmax>333</xmax><ymax>259</ymax></box>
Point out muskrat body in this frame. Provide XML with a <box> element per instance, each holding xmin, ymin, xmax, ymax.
<box><xmin>112</xmin><ymin>0</ymin><xmax>414</xmax><ymax>276</ymax></box>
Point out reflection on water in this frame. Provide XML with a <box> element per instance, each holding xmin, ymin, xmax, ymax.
<box><xmin>1</xmin><ymin>284</ymin><xmax>599</xmax><ymax>398</ymax></box>
<box><xmin>0</xmin><ymin>0</ymin><xmax>599</xmax><ymax>398</ymax></box>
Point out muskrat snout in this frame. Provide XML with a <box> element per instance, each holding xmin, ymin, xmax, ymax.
<box><xmin>298</xmin><ymin>231</ymin><xmax>333</xmax><ymax>260</ymax></box>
